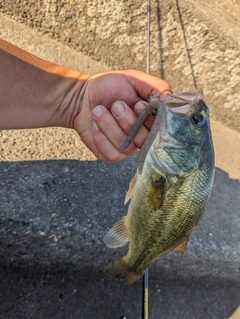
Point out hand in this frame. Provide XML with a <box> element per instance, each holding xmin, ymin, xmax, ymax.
<box><xmin>74</xmin><ymin>70</ymin><xmax>171</xmax><ymax>161</ymax></box>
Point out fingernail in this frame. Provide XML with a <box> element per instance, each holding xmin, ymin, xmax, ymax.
<box><xmin>112</xmin><ymin>101</ymin><xmax>126</xmax><ymax>117</ymax></box>
<box><xmin>135</xmin><ymin>101</ymin><xmax>147</xmax><ymax>115</ymax></box>
<box><xmin>92</xmin><ymin>105</ymin><xmax>103</xmax><ymax>118</ymax></box>
<box><xmin>92</xmin><ymin>121</ymin><xmax>99</xmax><ymax>132</ymax></box>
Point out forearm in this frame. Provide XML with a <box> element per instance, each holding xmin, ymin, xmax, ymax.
<box><xmin>0</xmin><ymin>38</ymin><xmax>90</xmax><ymax>130</ymax></box>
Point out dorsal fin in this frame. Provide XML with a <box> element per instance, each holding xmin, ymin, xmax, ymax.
<box><xmin>124</xmin><ymin>172</ymin><xmax>138</xmax><ymax>205</ymax></box>
<box><xmin>103</xmin><ymin>217</ymin><xmax>129</xmax><ymax>248</ymax></box>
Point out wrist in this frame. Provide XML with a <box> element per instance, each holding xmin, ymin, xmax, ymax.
<box><xmin>47</xmin><ymin>68</ymin><xmax>91</xmax><ymax>129</ymax></box>
<box><xmin>0</xmin><ymin>38</ymin><xmax>91</xmax><ymax>130</ymax></box>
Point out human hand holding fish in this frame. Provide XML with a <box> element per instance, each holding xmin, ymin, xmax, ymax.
<box><xmin>74</xmin><ymin>70</ymin><xmax>171</xmax><ymax>162</ymax></box>
<box><xmin>104</xmin><ymin>89</ymin><xmax>215</xmax><ymax>284</ymax></box>
<box><xmin>0</xmin><ymin>38</ymin><xmax>170</xmax><ymax>163</ymax></box>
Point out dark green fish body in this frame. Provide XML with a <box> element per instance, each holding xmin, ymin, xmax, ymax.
<box><xmin>104</xmin><ymin>93</ymin><xmax>215</xmax><ymax>284</ymax></box>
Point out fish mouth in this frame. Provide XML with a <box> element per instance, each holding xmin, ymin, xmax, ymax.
<box><xmin>152</xmin><ymin>89</ymin><xmax>203</xmax><ymax>113</ymax></box>
<box><xmin>159</xmin><ymin>135</ymin><xmax>185</xmax><ymax>148</ymax></box>
<box><xmin>146</xmin><ymin>90</ymin><xmax>204</xmax><ymax>175</ymax></box>
<box><xmin>158</xmin><ymin>107</ymin><xmax>186</xmax><ymax>149</ymax></box>
<box><xmin>169</xmin><ymin>103</ymin><xmax>193</xmax><ymax>115</ymax></box>
<box><xmin>149</xmin><ymin>106</ymin><xmax>187</xmax><ymax>175</ymax></box>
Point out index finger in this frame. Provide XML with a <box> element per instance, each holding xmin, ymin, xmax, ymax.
<box><xmin>124</xmin><ymin>70</ymin><xmax>171</xmax><ymax>101</ymax></box>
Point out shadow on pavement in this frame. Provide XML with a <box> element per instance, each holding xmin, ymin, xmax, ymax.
<box><xmin>0</xmin><ymin>158</ymin><xmax>239</xmax><ymax>318</ymax></box>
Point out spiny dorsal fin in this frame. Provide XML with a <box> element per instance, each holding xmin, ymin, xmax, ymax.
<box><xmin>124</xmin><ymin>173</ymin><xmax>138</xmax><ymax>205</ymax></box>
<box><xmin>104</xmin><ymin>217</ymin><xmax>129</xmax><ymax>248</ymax></box>
<box><xmin>175</xmin><ymin>239</ymin><xmax>189</xmax><ymax>254</ymax></box>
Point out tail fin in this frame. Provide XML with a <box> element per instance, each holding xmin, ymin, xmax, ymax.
<box><xmin>106</xmin><ymin>258</ymin><xmax>144</xmax><ymax>285</ymax></box>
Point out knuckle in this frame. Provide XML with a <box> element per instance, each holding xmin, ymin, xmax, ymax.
<box><xmin>122</xmin><ymin>118</ymin><xmax>137</xmax><ymax>133</ymax></box>
<box><xmin>123</xmin><ymin>143</ymin><xmax>138</xmax><ymax>156</ymax></box>
<box><xmin>107</xmin><ymin>151</ymin><xmax>122</xmax><ymax>162</ymax></box>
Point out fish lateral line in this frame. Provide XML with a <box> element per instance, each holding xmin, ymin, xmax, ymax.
<box><xmin>105</xmin><ymin>89</ymin><xmax>214</xmax><ymax>284</ymax></box>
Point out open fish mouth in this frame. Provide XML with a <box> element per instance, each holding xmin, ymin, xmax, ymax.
<box><xmin>148</xmin><ymin>93</ymin><xmax>204</xmax><ymax>176</ymax></box>
<box><xmin>168</xmin><ymin>103</ymin><xmax>193</xmax><ymax>115</ymax></box>
<box><xmin>150</xmin><ymin>89</ymin><xmax>203</xmax><ymax>111</ymax></box>
<box><xmin>120</xmin><ymin>89</ymin><xmax>204</xmax><ymax>174</ymax></box>
<box><xmin>106</xmin><ymin>89</ymin><xmax>214</xmax><ymax>285</ymax></box>
<box><xmin>158</xmin><ymin>130</ymin><xmax>186</xmax><ymax>149</ymax></box>
<box><xmin>160</xmin><ymin>138</ymin><xmax>185</xmax><ymax>148</ymax></box>
<box><xmin>157</xmin><ymin>105</ymin><xmax>190</xmax><ymax>148</ymax></box>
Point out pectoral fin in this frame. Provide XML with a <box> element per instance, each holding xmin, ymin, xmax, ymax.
<box><xmin>104</xmin><ymin>217</ymin><xmax>129</xmax><ymax>248</ymax></box>
<box><xmin>175</xmin><ymin>239</ymin><xmax>189</xmax><ymax>254</ymax></box>
<box><xmin>124</xmin><ymin>172</ymin><xmax>138</xmax><ymax>205</ymax></box>
<box><xmin>147</xmin><ymin>176</ymin><xmax>166</xmax><ymax>210</ymax></box>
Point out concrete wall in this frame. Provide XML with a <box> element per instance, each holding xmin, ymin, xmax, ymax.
<box><xmin>1</xmin><ymin>0</ymin><xmax>240</xmax><ymax>132</ymax></box>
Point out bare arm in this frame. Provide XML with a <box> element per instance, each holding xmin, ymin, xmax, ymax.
<box><xmin>0</xmin><ymin>38</ymin><xmax>171</xmax><ymax>161</ymax></box>
<box><xmin>0</xmin><ymin>38</ymin><xmax>89</xmax><ymax>130</ymax></box>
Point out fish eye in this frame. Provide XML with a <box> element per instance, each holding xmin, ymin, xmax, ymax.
<box><xmin>191</xmin><ymin>113</ymin><xmax>205</xmax><ymax>126</ymax></box>
<box><xmin>151</xmin><ymin>109</ymin><xmax>158</xmax><ymax>116</ymax></box>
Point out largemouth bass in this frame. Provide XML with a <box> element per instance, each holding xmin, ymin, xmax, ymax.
<box><xmin>104</xmin><ymin>90</ymin><xmax>215</xmax><ymax>284</ymax></box>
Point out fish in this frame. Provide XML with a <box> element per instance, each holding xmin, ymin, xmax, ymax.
<box><xmin>104</xmin><ymin>89</ymin><xmax>215</xmax><ymax>284</ymax></box>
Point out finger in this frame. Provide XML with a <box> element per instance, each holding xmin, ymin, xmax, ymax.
<box><xmin>134</xmin><ymin>100</ymin><xmax>156</xmax><ymax>130</ymax></box>
<box><xmin>122</xmin><ymin>70</ymin><xmax>171</xmax><ymax>101</ymax></box>
<box><xmin>92</xmin><ymin>105</ymin><xmax>138</xmax><ymax>156</ymax></box>
<box><xmin>92</xmin><ymin>122</ymin><xmax>134</xmax><ymax>161</ymax></box>
<box><xmin>111</xmin><ymin>101</ymin><xmax>150</xmax><ymax>149</ymax></box>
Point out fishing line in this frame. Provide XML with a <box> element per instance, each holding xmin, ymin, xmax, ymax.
<box><xmin>142</xmin><ymin>1</ymin><xmax>151</xmax><ymax>319</ymax></box>
<box><xmin>175</xmin><ymin>0</ymin><xmax>198</xmax><ymax>89</ymax></box>
<box><xmin>147</xmin><ymin>0</ymin><xmax>151</xmax><ymax>75</ymax></box>
<box><xmin>123</xmin><ymin>0</ymin><xmax>154</xmax><ymax>99</ymax></box>
<box><xmin>119</xmin><ymin>2</ymin><xmax>152</xmax><ymax>318</ymax></box>
<box><xmin>125</xmin><ymin>42</ymin><xmax>152</xmax><ymax>99</ymax></box>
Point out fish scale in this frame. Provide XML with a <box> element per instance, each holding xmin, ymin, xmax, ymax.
<box><xmin>126</xmin><ymin>168</ymin><xmax>210</xmax><ymax>272</ymax></box>
<box><xmin>104</xmin><ymin>92</ymin><xmax>215</xmax><ymax>284</ymax></box>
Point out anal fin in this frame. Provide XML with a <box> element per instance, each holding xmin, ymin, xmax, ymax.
<box><xmin>104</xmin><ymin>217</ymin><xmax>129</xmax><ymax>248</ymax></box>
<box><xmin>175</xmin><ymin>239</ymin><xmax>189</xmax><ymax>254</ymax></box>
